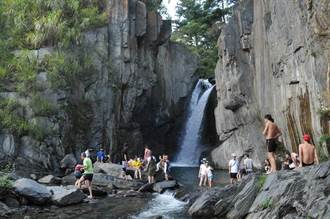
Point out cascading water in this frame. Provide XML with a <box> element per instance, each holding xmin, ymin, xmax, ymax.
<box><xmin>174</xmin><ymin>79</ymin><xmax>215</xmax><ymax>166</ymax></box>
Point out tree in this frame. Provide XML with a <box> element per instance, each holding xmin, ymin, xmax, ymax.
<box><xmin>172</xmin><ymin>0</ymin><xmax>237</xmax><ymax>77</ymax></box>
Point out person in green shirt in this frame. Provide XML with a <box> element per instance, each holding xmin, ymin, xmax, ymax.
<box><xmin>76</xmin><ymin>152</ymin><xmax>94</xmax><ymax>199</ymax></box>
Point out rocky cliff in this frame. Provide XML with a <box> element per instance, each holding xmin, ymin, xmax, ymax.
<box><xmin>0</xmin><ymin>0</ymin><xmax>198</xmax><ymax>176</ymax></box>
<box><xmin>188</xmin><ymin>162</ymin><xmax>330</xmax><ymax>218</ymax></box>
<box><xmin>212</xmin><ymin>0</ymin><xmax>330</xmax><ymax>168</ymax></box>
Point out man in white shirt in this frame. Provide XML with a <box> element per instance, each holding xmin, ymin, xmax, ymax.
<box><xmin>228</xmin><ymin>153</ymin><xmax>239</xmax><ymax>184</ymax></box>
<box><xmin>243</xmin><ymin>154</ymin><xmax>253</xmax><ymax>174</ymax></box>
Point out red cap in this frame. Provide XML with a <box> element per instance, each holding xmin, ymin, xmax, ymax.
<box><xmin>303</xmin><ymin>134</ymin><xmax>311</xmax><ymax>142</ymax></box>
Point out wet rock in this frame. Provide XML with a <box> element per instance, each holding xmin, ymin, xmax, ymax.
<box><xmin>3</xmin><ymin>197</ymin><xmax>20</xmax><ymax>208</ymax></box>
<box><xmin>47</xmin><ymin>186</ymin><xmax>86</xmax><ymax>206</ymax></box>
<box><xmin>152</xmin><ymin>180</ymin><xmax>178</xmax><ymax>193</ymax></box>
<box><xmin>138</xmin><ymin>183</ymin><xmax>154</xmax><ymax>193</ymax></box>
<box><xmin>14</xmin><ymin>178</ymin><xmax>51</xmax><ymax>205</ymax></box>
<box><xmin>38</xmin><ymin>175</ymin><xmax>62</xmax><ymax>185</ymax></box>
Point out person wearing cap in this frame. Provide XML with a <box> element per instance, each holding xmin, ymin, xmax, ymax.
<box><xmin>299</xmin><ymin>134</ymin><xmax>319</xmax><ymax>167</ymax></box>
<box><xmin>228</xmin><ymin>153</ymin><xmax>239</xmax><ymax>184</ymax></box>
<box><xmin>263</xmin><ymin>114</ymin><xmax>282</xmax><ymax>172</ymax></box>
<box><xmin>198</xmin><ymin>158</ymin><xmax>208</xmax><ymax>187</ymax></box>
<box><xmin>96</xmin><ymin>148</ymin><xmax>106</xmax><ymax>163</ymax></box>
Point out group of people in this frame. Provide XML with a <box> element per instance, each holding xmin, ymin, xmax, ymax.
<box><xmin>198</xmin><ymin>158</ymin><xmax>213</xmax><ymax>187</ymax></box>
<box><xmin>122</xmin><ymin>145</ymin><xmax>171</xmax><ymax>183</ymax></box>
<box><xmin>228</xmin><ymin>154</ymin><xmax>254</xmax><ymax>184</ymax></box>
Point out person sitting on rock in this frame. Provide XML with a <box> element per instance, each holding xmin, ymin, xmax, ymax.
<box><xmin>198</xmin><ymin>158</ymin><xmax>208</xmax><ymax>187</ymax></box>
<box><xmin>283</xmin><ymin>151</ymin><xmax>296</xmax><ymax>170</ymax></box>
<box><xmin>290</xmin><ymin>152</ymin><xmax>300</xmax><ymax>168</ymax></box>
<box><xmin>76</xmin><ymin>152</ymin><xmax>94</xmax><ymax>199</ymax></box>
<box><xmin>228</xmin><ymin>154</ymin><xmax>239</xmax><ymax>184</ymax></box>
<box><xmin>263</xmin><ymin>114</ymin><xmax>282</xmax><ymax>173</ymax></box>
<box><xmin>96</xmin><ymin>148</ymin><xmax>106</xmax><ymax>163</ymax></box>
<box><xmin>299</xmin><ymin>134</ymin><xmax>319</xmax><ymax>167</ymax></box>
<box><xmin>264</xmin><ymin>159</ymin><xmax>271</xmax><ymax>174</ymax></box>
<box><xmin>74</xmin><ymin>163</ymin><xmax>84</xmax><ymax>187</ymax></box>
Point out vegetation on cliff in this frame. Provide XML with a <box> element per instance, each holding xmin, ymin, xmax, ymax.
<box><xmin>0</xmin><ymin>0</ymin><xmax>108</xmax><ymax>141</ymax></box>
<box><xmin>172</xmin><ymin>0</ymin><xmax>237</xmax><ymax>77</ymax></box>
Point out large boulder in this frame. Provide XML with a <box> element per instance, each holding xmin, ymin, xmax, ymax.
<box><xmin>60</xmin><ymin>154</ymin><xmax>77</xmax><ymax>170</ymax></box>
<box><xmin>38</xmin><ymin>175</ymin><xmax>62</xmax><ymax>185</ymax></box>
<box><xmin>93</xmin><ymin>162</ymin><xmax>123</xmax><ymax>177</ymax></box>
<box><xmin>47</xmin><ymin>186</ymin><xmax>86</xmax><ymax>206</ymax></box>
<box><xmin>14</xmin><ymin>178</ymin><xmax>51</xmax><ymax>205</ymax></box>
<box><xmin>152</xmin><ymin>180</ymin><xmax>178</xmax><ymax>193</ymax></box>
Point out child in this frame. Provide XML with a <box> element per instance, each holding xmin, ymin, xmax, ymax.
<box><xmin>206</xmin><ymin>163</ymin><xmax>213</xmax><ymax>188</ymax></box>
<box><xmin>74</xmin><ymin>163</ymin><xmax>84</xmax><ymax>187</ymax></box>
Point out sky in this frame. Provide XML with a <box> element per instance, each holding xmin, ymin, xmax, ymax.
<box><xmin>163</xmin><ymin>0</ymin><xmax>178</xmax><ymax>19</ymax></box>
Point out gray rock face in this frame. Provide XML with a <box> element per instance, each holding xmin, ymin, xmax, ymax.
<box><xmin>0</xmin><ymin>202</ymin><xmax>11</xmax><ymax>217</ymax></box>
<box><xmin>188</xmin><ymin>161</ymin><xmax>330</xmax><ymax>218</ymax></box>
<box><xmin>60</xmin><ymin>154</ymin><xmax>77</xmax><ymax>170</ymax></box>
<box><xmin>47</xmin><ymin>186</ymin><xmax>86</xmax><ymax>206</ymax></box>
<box><xmin>212</xmin><ymin>0</ymin><xmax>330</xmax><ymax>168</ymax></box>
<box><xmin>0</xmin><ymin>0</ymin><xmax>198</xmax><ymax>174</ymax></box>
<box><xmin>14</xmin><ymin>178</ymin><xmax>51</xmax><ymax>205</ymax></box>
<box><xmin>93</xmin><ymin>162</ymin><xmax>123</xmax><ymax>177</ymax></box>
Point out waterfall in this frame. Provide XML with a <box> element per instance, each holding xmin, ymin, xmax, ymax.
<box><xmin>174</xmin><ymin>79</ymin><xmax>215</xmax><ymax>166</ymax></box>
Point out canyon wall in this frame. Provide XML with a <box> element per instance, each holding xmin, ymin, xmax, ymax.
<box><xmin>212</xmin><ymin>0</ymin><xmax>330</xmax><ymax>168</ymax></box>
<box><xmin>0</xmin><ymin>0</ymin><xmax>198</xmax><ymax>176</ymax></box>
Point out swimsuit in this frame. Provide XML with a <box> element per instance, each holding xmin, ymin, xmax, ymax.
<box><xmin>266</xmin><ymin>139</ymin><xmax>277</xmax><ymax>152</ymax></box>
<box><xmin>302</xmin><ymin>161</ymin><xmax>314</xmax><ymax>167</ymax></box>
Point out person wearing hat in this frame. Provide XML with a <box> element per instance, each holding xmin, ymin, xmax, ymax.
<box><xmin>198</xmin><ymin>158</ymin><xmax>208</xmax><ymax>187</ymax></box>
<box><xmin>228</xmin><ymin>153</ymin><xmax>239</xmax><ymax>184</ymax></box>
<box><xmin>299</xmin><ymin>134</ymin><xmax>319</xmax><ymax>167</ymax></box>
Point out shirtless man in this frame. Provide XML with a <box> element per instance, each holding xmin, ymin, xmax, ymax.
<box><xmin>299</xmin><ymin>134</ymin><xmax>319</xmax><ymax>167</ymax></box>
<box><xmin>263</xmin><ymin>114</ymin><xmax>282</xmax><ymax>172</ymax></box>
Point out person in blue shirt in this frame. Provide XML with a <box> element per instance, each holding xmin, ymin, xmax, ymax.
<box><xmin>96</xmin><ymin>148</ymin><xmax>106</xmax><ymax>163</ymax></box>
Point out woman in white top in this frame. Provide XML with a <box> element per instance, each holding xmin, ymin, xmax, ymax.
<box><xmin>198</xmin><ymin>159</ymin><xmax>208</xmax><ymax>187</ymax></box>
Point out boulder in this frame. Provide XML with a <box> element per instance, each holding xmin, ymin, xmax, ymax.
<box><xmin>47</xmin><ymin>186</ymin><xmax>86</xmax><ymax>206</ymax></box>
<box><xmin>93</xmin><ymin>162</ymin><xmax>123</xmax><ymax>177</ymax></box>
<box><xmin>138</xmin><ymin>183</ymin><xmax>154</xmax><ymax>193</ymax></box>
<box><xmin>152</xmin><ymin>180</ymin><xmax>178</xmax><ymax>193</ymax></box>
<box><xmin>60</xmin><ymin>154</ymin><xmax>77</xmax><ymax>170</ymax></box>
<box><xmin>38</xmin><ymin>175</ymin><xmax>62</xmax><ymax>185</ymax></box>
<box><xmin>0</xmin><ymin>201</ymin><xmax>11</xmax><ymax>217</ymax></box>
<box><xmin>14</xmin><ymin>178</ymin><xmax>51</xmax><ymax>205</ymax></box>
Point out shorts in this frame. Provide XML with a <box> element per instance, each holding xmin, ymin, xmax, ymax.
<box><xmin>230</xmin><ymin>173</ymin><xmax>237</xmax><ymax>179</ymax></box>
<box><xmin>83</xmin><ymin>174</ymin><xmax>93</xmax><ymax>182</ymax></box>
<box><xmin>266</xmin><ymin>139</ymin><xmax>277</xmax><ymax>152</ymax></box>
<box><xmin>74</xmin><ymin>171</ymin><xmax>82</xmax><ymax>179</ymax></box>
<box><xmin>208</xmin><ymin>176</ymin><xmax>213</xmax><ymax>181</ymax></box>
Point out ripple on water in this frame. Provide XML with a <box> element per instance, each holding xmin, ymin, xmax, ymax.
<box><xmin>131</xmin><ymin>191</ymin><xmax>188</xmax><ymax>219</ymax></box>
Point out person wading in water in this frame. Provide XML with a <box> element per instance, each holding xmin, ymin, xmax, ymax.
<box><xmin>299</xmin><ymin>134</ymin><xmax>319</xmax><ymax>167</ymax></box>
<box><xmin>263</xmin><ymin>114</ymin><xmax>282</xmax><ymax>173</ymax></box>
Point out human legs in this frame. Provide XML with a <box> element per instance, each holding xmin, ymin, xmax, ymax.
<box><xmin>268</xmin><ymin>152</ymin><xmax>277</xmax><ymax>172</ymax></box>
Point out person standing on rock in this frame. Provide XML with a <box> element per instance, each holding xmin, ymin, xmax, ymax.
<box><xmin>198</xmin><ymin>158</ymin><xmax>208</xmax><ymax>187</ymax></box>
<box><xmin>228</xmin><ymin>153</ymin><xmax>239</xmax><ymax>184</ymax></box>
<box><xmin>299</xmin><ymin>134</ymin><xmax>319</xmax><ymax>167</ymax></box>
<box><xmin>243</xmin><ymin>154</ymin><xmax>253</xmax><ymax>174</ymax></box>
<box><xmin>146</xmin><ymin>156</ymin><xmax>157</xmax><ymax>183</ymax></box>
<box><xmin>77</xmin><ymin>152</ymin><xmax>94</xmax><ymax>199</ymax></box>
<box><xmin>263</xmin><ymin>114</ymin><xmax>282</xmax><ymax>173</ymax></box>
<box><xmin>144</xmin><ymin>145</ymin><xmax>152</xmax><ymax>163</ymax></box>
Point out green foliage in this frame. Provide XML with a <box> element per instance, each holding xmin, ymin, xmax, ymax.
<box><xmin>0</xmin><ymin>98</ymin><xmax>31</xmax><ymax>136</ymax></box>
<box><xmin>320</xmin><ymin>135</ymin><xmax>330</xmax><ymax>144</ymax></box>
<box><xmin>317</xmin><ymin>134</ymin><xmax>330</xmax><ymax>162</ymax></box>
<box><xmin>45</xmin><ymin>49</ymin><xmax>97</xmax><ymax>90</ymax></box>
<box><xmin>260</xmin><ymin>198</ymin><xmax>273</xmax><ymax>210</ymax></box>
<box><xmin>31</xmin><ymin>95</ymin><xmax>57</xmax><ymax>116</ymax></box>
<box><xmin>257</xmin><ymin>175</ymin><xmax>267</xmax><ymax>191</ymax></box>
<box><xmin>0</xmin><ymin>175</ymin><xmax>13</xmax><ymax>189</ymax></box>
<box><xmin>1</xmin><ymin>0</ymin><xmax>108</xmax><ymax>49</ymax></box>
<box><xmin>172</xmin><ymin>0</ymin><xmax>237</xmax><ymax>77</ymax></box>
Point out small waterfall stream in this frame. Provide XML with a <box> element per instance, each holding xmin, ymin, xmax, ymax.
<box><xmin>174</xmin><ymin>79</ymin><xmax>214</xmax><ymax>166</ymax></box>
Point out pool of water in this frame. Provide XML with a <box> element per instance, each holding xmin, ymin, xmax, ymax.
<box><xmin>131</xmin><ymin>167</ymin><xmax>228</xmax><ymax>219</ymax></box>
